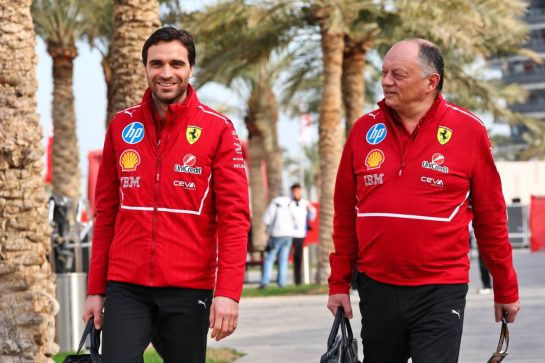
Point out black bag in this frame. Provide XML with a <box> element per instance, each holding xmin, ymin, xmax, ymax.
<box><xmin>63</xmin><ymin>317</ymin><xmax>102</xmax><ymax>363</ymax></box>
<box><xmin>265</xmin><ymin>236</ymin><xmax>274</xmax><ymax>252</ymax></box>
<box><xmin>320</xmin><ymin>307</ymin><xmax>361</xmax><ymax>363</ymax></box>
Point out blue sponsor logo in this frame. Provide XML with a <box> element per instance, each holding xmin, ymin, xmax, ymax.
<box><xmin>366</xmin><ymin>123</ymin><xmax>387</xmax><ymax>145</ymax></box>
<box><xmin>122</xmin><ymin>122</ymin><xmax>144</xmax><ymax>144</ymax></box>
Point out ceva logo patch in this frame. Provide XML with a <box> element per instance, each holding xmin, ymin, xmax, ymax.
<box><xmin>366</xmin><ymin>123</ymin><xmax>387</xmax><ymax>145</ymax></box>
<box><xmin>122</xmin><ymin>122</ymin><xmax>144</xmax><ymax>144</ymax></box>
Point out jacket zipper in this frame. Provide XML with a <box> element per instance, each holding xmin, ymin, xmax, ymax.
<box><xmin>150</xmin><ymin>157</ymin><xmax>160</xmax><ymax>283</ymax></box>
<box><xmin>150</xmin><ymin>112</ymin><xmax>174</xmax><ymax>284</ymax></box>
<box><xmin>396</xmin><ymin>123</ymin><xmax>420</xmax><ymax>176</ymax></box>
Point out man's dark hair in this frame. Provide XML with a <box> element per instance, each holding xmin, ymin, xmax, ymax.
<box><xmin>290</xmin><ymin>183</ymin><xmax>301</xmax><ymax>190</ymax></box>
<box><xmin>418</xmin><ymin>41</ymin><xmax>444</xmax><ymax>92</ymax></box>
<box><xmin>142</xmin><ymin>26</ymin><xmax>196</xmax><ymax>66</ymax></box>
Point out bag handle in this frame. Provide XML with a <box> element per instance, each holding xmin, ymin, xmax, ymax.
<box><xmin>76</xmin><ymin>317</ymin><xmax>101</xmax><ymax>361</ymax></box>
<box><xmin>327</xmin><ymin>307</ymin><xmax>354</xmax><ymax>348</ymax></box>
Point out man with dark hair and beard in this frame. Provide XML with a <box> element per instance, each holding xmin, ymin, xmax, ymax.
<box><xmin>83</xmin><ymin>27</ymin><xmax>250</xmax><ymax>363</ymax></box>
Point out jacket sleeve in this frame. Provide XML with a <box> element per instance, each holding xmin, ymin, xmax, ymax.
<box><xmin>262</xmin><ymin>198</ymin><xmax>276</xmax><ymax>226</ymax></box>
<box><xmin>87</xmin><ymin>126</ymin><xmax>120</xmax><ymax>295</ymax></box>
<box><xmin>307</xmin><ymin>201</ymin><xmax>317</xmax><ymax>222</ymax></box>
<box><xmin>328</xmin><ymin>131</ymin><xmax>359</xmax><ymax>295</ymax></box>
<box><xmin>471</xmin><ymin>129</ymin><xmax>519</xmax><ymax>304</ymax></box>
<box><xmin>212</xmin><ymin>122</ymin><xmax>251</xmax><ymax>302</ymax></box>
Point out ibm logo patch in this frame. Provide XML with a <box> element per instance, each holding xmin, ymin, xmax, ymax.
<box><xmin>364</xmin><ymin>173</ymin><xmax>384</xmax><ymax>186</ymax></box>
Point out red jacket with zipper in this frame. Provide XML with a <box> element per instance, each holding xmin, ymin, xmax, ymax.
<box><xmin>329</xmin><ymin>94</ymin><xmax>518</xmax><ymax>304</ymax></box>
<box><xmin>87</xmin><ymin>85</ymin><xmax>250</xmax><ymax>302</ymax></box>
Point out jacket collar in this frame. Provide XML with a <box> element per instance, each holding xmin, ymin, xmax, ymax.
<box><xmin>377</xmin><ymin>92</ymin><xmax>447</xmax><ymax>127</ymax></box>
<box><xmin>141</xmin><ymin>84</ymin><xmax>200</xmax><ymax>123</ymax></box>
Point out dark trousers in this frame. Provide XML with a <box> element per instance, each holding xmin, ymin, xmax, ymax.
<box><xmin>356</xmin><ymin>273</ymin><xmax>468</xmax><ymax>363</ymax></box>
<box><xmin>102</xmin><ymin>281</ymin><xmax>212</xmax><ymax>363</ymax></box>
<box><xmin>292</xmin><ymin>237</ymin><xmax>305</xmax><ymax>285</ymax></box>
<box><xmin>478</xmin><ymin>254</ymin><xmax>492</xmax><ymax>289</ymax></box>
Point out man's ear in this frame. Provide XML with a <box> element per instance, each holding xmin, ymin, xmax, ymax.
<box><xmin>427</xmin><ymin>73</ymin><xmax>440</xmax><ymax>93</ymax></box>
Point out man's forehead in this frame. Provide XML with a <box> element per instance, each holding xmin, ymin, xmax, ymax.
<box><xmin>383</xmin><ymin>41</ymin><xmax>420</xmax><ymax>68</ymax></box>
<box><xmin>147</xmin><ymin>41</ymin><xmax>189</xmax><ymax>63</ymax></box>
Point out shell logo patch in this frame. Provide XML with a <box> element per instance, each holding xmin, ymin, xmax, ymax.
<box><xmin>365</xmin><ymin>149</ymin><xmax>385</xmax><ymax>170</ymax></box>
<box><xmin>120</xmin><ymin>149</ymin><xmax>140</xmax><ymax>171</ymax></box>
<box><xmin>186</xmin><ymin>126</ymin><xmax>202</xmax><ymax>145</ymax></box>
<box><xmin>437</xmin><ymin>126</ymin><xmax>452</xmax><ymax>145</ymax></box>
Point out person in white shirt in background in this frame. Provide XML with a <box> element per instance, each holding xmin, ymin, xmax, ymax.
<box><xmin>259</xmin><ymin>185</ymin><xmax>299</xmax><ymax>288</ymax></box>
<box><xmin>289</xmin><ymin>183</ymin><xmax>317</xmax><ymax>285</ymax></box>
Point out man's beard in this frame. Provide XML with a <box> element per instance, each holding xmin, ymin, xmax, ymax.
<box><xmin>152</xmin><ymin>83</ymin><xmax>187</xmax><ymax>104</ymax></box>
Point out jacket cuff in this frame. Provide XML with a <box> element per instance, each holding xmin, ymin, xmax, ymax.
<box><xmin>214</xmin><ymin>289</ymin><xmax>241</xmax><ymax>303</ymax></box>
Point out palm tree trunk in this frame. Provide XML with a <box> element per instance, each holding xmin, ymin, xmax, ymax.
<box><xmin>0</xmin><ymin>1</ymin><xmax>59</xmax><ymax>361</ymax></box>
<box><xmin>246</xmin><ymin>133</ymin><xmax>268</xmax><ymax>252</ymax></box>
<box><xmin>102</xmin><ymin>52</ymin><xmax>114</xmax><ymax>128</ymax></box>
<box><xmin>262</xmin><ymin>86</ymin><xmax>283</xmax><ymax>200</ymax></box>
<box><xmin>342</xmin><ymin>38</ymin><xmax>366</xmax><ymax>137</ymax></box>
<box><xmin>248</xmin><ymin>80</ymin><xmax>283</xmax><ymax>200</ymax></box>
<box><xmin>316</xmin><ymin>29</ymin><xmax>344</xmax><ymax>284</ymax></box>
<box><xmin>109</xmin><ymin>0</ymin><xmax>160</xmax><ymax>123</ymax></box>
<box><xmin>245</xmin><ymin>82</ymin><xmax>281</xmax><ymax>251</ymax></box>
<box><xmin>49</xmin><ymin>46</ymin><xmax>81</xmax><ymax>201</ymax></box>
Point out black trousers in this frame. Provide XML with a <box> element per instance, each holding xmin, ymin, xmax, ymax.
<box><xmin>478</xmin><ymin>254</ymin><xmax>492</xmax><ymax>289</ymax></box>
<box><xmin>292</xmin><ymin>237</ymin><xmax>305</xmax><ymax>285</ymax></box>
<box><xmin>102</xmin><ymin>281</ymin><xmax>212</xmax><ymax>363</ymax></box>
<box><xmin>357</xmin><ymin>273</ymin><xmax>468</xmax><ymax>363</ymax></box>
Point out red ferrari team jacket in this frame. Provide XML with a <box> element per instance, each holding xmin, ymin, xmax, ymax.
<box><xmin>87</xmin><ymin>86</ymin><xmax>250</xmax><ymax>302</ymax></box>
<box><xmin>329</xmin><ymin>94</ymin><xmax>519</xmax><ymax>304</ymax></box>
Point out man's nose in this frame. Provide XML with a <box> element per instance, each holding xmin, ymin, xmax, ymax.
<box><xmin>381</xmin><ymin>73</ymin><xmax>393</xmax><ymax>86</ymax></box>
<box><xmin>160</xmin><ymin>65</ymin><xmax>173</xmax><ymax>78</ymax></box>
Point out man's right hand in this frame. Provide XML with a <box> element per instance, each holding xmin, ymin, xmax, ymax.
<box><xmin>327</xmin><ymin>294</ymin><xmax>352</xmax><ymax>319</ymax></box>
<box><xmin>83</xmin><ymin>294</ymin><xmax>105</xmax><ymax>330</ymax></box>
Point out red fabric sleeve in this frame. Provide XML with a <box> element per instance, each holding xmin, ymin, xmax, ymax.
<box><xmin>212</xmin><ymin>122</ymin><xmax>250</xmax><ymax>302</ymax></box>
<box><xmin>328</xmin><ymin>131</ymin><xmax>359</xmax><ymax>295</ymax></box>
<box><xmin>471</xmin><ymin>129</ymin><xmax>519</xmax><ymax>304</ymax></box>
<box><xmin>87</xmin><ymin>126</ymin><xmax>120</xmax><ymax>295</ymax></box>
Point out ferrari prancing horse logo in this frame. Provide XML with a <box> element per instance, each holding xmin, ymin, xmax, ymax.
<box><xmin>437</xmin><ymin>126</ymin><xmax>452</xmax><ymax>145</ymax></box>
<box><xmin>186</xmin><ymin>126</ymin><xmax>202</xmax><ymax>145</ymax></box>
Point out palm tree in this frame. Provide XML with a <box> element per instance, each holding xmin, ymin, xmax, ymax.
<box><xmin>309</xmin><ymin>0</ymin><xmax>352</xmax><ymax>283</ymax></box>
<box><xmin>0</xmin><ymin>0</ymin><xmax>58</xmax><ymax>360</ymax></box>
<box><xmin>186</xmin><ymin>1</ymin><xmax>295</xmax><ymax>250</ymax></box>
<box><xmin>109</xmin><ymin>0</ymin><xmax>160</xmax><ymax>121</ymax></box>
<box><xmin>81</xmin><ymin>0</ymin><xmax>115</xmax><ymax>127</ymax></box>
<box><xmin>32</xmin><ymin>0</ymin><xmax>84</xmax><ymax>201</ymax></box>
<box><xmin>83</xmin><ymin>0</ymin><xmax>178</xmax><ymax>126</ymax></box>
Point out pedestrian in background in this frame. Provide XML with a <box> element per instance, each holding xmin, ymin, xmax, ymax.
<box><xmin>328</xmin><ymin>38</ymin><xmax>519</xmax><ymax>363</ymax></box>
<box><xmin>469</xmin><ymin>221</ymin><xmax>492</xmax><ymax>294</ymax></box>
<box><xmin>83</xmin><ymin>26</ymin><xmax>250</xmax><ymax>363</ymax></box>
<box><xmin>260</xmin><ymin>193</ymin><xmax>297</xmax><ymax>288</ymax></box>
<box><xmin>289</xmin><ymin>183</ymin><xmax>316</xmax><ymax>285</ymax></box>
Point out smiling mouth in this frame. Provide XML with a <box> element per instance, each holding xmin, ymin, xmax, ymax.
<box><xmin>157</xmin><ymin>82</ymin><xmax>177</xmax><ymax>87</ymax></box>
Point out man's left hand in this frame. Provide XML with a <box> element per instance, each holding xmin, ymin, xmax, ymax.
<box><xmin>495</xmin><ymin>300</ymin><xmax>520</xmax><ymax>323</ymax></box>
<box><xmin>209</xmin><ymin>296</ymin><xmax>239</xmax><ymax>341</ymax></box>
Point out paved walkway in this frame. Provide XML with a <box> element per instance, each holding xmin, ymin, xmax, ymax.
<box><xmin>208</xmin><ymin>249</ymin><xmax>545</xmax><ymax>362</ymax></box>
